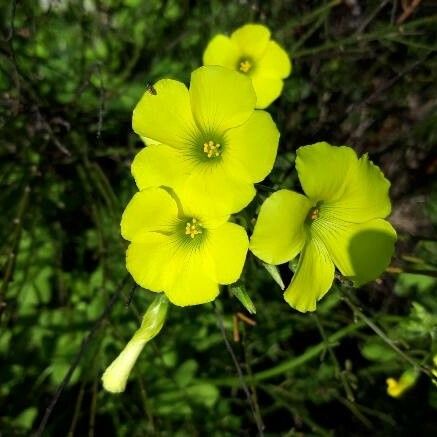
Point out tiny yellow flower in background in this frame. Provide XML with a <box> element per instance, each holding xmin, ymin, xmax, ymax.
<box><xmin>386</xmin><ymin>369</ymin><xmax>419</xmax><ymax>398</ymax></box>
<box><xmin>203</xmin><ymin>24</ymin><xmax>291</xmax><ymax>108</ymax></box>
<box><xmin>121</xmin><ymin>186</ymin><xmax>249</xmax><ymax>306</ymax></box>
<box><xmin>132</xmin><ymin>65</ymin><xmax>279</xmax><ymax>216</ymax></box>
<box><xmin>250</xmin><ymin>142</ymin><xmax>397</xmax><ymax>313</ymax></box>
<box><xmin>102</xmin><ymin>294</ymin><xmax>168</xmax><ymax>393</ymax></box>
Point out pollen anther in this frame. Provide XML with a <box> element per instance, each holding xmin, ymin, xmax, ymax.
<box><xmin>239</xmin><ymin>60</ymin><xmax>252</xmax><ymax>73</ymax></box>
<box><xmin>185</xmin><ymin>218</ymin><xmax>203</xmax><ymax>239</ymax></box>
<box><xmin>308</xmin><ymin>207</ymin><xmax>320</xmax><ymax>221</ymax></box>
<box><xmin>203</xmin><ymin>140</ymin><xmax>221</xmax><ymax>158</ymax></box>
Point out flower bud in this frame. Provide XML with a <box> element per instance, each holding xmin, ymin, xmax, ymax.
<box><xmin>102</xmin><ymin>294</ymin><xmax>169</xmax><ymax>393</ymax></box>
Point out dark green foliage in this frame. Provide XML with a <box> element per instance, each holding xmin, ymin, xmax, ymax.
<box><xmin>0</xmin><ymin>1</ymin><xmax>436</xmax><ymax>435</ymax></box>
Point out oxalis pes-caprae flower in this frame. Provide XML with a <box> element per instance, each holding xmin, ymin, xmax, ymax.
<box><xmin>203</xmin><ymin>23</ymin><xmax>291</xmax><ymax>108</ymax></box>
<box><xmin>121</xmin><ymin>186</ymin><xmax>249</xmax><ymax>306</ymax></box>
<box><xmin>250</xmin><ymin>142</ymin><xmax>397</xmax><ymax>313</ymax></box>
<box><xmin>102</xmin><ymin>23</ymin><xmax>397</xmax><ymax>394</ymax></box>
<box><xmin>131</xmin><ymin>65</ymin><xmax>280</xmax><ymax>216</ymax></box>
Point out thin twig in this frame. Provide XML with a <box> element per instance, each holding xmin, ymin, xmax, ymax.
<box><xmin>397</xmin><ymin>0</ymin><xmax>422</xmax><ymax>24</ymax></box>
<box><xmin>356</xmin><ymin>0</ymin><xmax>391</xmax><ymax>33</ymax></box>
<box><xmin>342</xmin><ymin>292</ymin><xmax>436</xmax><ymax>382</ymax></box>
<box><xmin>313</xmin><ymin>314</ymin><xmax>355</xmax><ymax>402</ymax></box>
<box><xmin>33</xmin><ymin>275</ymin><xmax>131</xmax><ymax>437</ymax></box>
<box><xmin>67</xmin><ymin>380</ymin><xmax>86</xmax><ymax>437</ymax></box>
<box><xmin>347</xmin><ymin>51</ymin><xmax>432</xmax><ymax>114</ymax></box>
<box><xmin>5</xmin><ymin>0</ymin><xmax>17</xmax><ymax>41</ymax></box>
<box><xmin>213</xmin><ymin>302</ymin><xmax>265</xmax><ymax>436</ymax></box>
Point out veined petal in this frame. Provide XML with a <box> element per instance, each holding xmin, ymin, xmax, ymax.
<box><xmin>313</xmin><ymin>217</ymin><xmax>397</xmax><ymax>286</ymax></box>
<box><xmin>284</xmin><ymin>237</ymin><xmax>335</xmax><ymax>313</ymax></box>
<box><xmin>203</xmin><ymin>34</ymin><xmax>240</xmax><ymax>69</ymax></box>
<box><xmin>131</xmin><ymin>144</ymin><xmax>193</xmax><ymax>191</ymax></box>
<box><xmin>181</xmin><ymin>163</ymin><xmax>256</xmax><ymax>216</ymax></box>
<box><xmin>250</xmin><ymin>190</ymin><xmax>312</xmax><ymax>265</ymax></box>
<box><xmin>323</xmin><ymin>153</ymin><xmax>392</xmax><ymax>223</ymax></box>
<box><xmin>207</xmin><ymin>222</ymin><xmax>249</xmax><ymax>284</ymax></box>
<box><xmin>165</xmin><ymin>248</ymin><xmax>219</xmax><ymax>306</ymax></box>
<box><xmin>225</xmin><ymin>111</ymin><xmax>279</xmax><ymax>183</ymax></box>
<box><xmin>126</xmin><ymin>231</ymin><xmax>176</xmax><ymax>292</ymax></box>
<box><xmin>296</xmin><ymin>142</ymin><xmax>357</xmax><ymax>203</ymax></box>
<box><xmin>251</xmin><ymin>75</ymin><xmax>284</xmax><ymax>109</ymax></box>
<box><xmin>132</xmin><ymin>79</ymin><xmax>197</xmax><ymax>148</ymax></box>
<box><xmin>231</xmin><ymin>24</ymin><xmax>271</xmax><ymax>59</ymax></box>
<box><xmin>190</xmin><ymin>66</ymin><xmax>256</xmax><ymax>133</ymax></box>
<box><xmin>121</xmin><ymin>188</ymin><xmax>178</xmax><ymax>241</ymax></box>
<box><xmin>256</xmin><ymin>40</ymin><xmax>291</xmax><ymax>78</ymax></box>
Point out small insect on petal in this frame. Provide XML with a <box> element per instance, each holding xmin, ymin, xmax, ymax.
<box><xmin>146</xmin><ymin>82</ymin><xmax>157</xmax><ymax>95</ymax></box>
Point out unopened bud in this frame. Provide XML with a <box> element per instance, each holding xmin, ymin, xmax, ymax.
<box><xmin>102</xmin><ymin>294</ymin><xmax>169</xmax><ymax>393</ymax></box>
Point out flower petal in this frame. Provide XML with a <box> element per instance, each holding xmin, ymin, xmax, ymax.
<box><xmin>225</xmin><ymin>110</ymin><xmax>279</xmax><ymax>183</ymax></box>
<box><xmin>323</xmin><ymin>153</ymin><xmax>392</xmax><ymax>222</ymax></box>
<box><xmin>256</xmin><ymin>40</ymin><xmax>291</xmax><ymax>78</ymax></box>
<box><xmin>165</xmin><ymin>250</ymin><xmax>219</xmax><ymax>306</ymax></box>
<box><xmin>203</xmin><ymin>34</ymin><xmax>240</xmax><ymax>69</ymax></box>
<box><xmin>132</xmin><ymin>79</ymin><xmax>197</xmax><ymax>148</ymax></box>
<box><xmin>250</xmin><ymin>190</ymin><xmax>312</xmax><ymax>265</ymax></box>
<box><xmin>251</xmin><ymin>75</ymin><xmax>284</xmax><ymax>109</ymax></box>
<box><xmin>126</xmin><ymin>231</ymin><xmax>175</xmax><ymax>292</ymax></box>
<box><xmin>131</xmin><ymin>144</ymin><xmax>193</xmax><ymax>191</ymax></box>
<box><xmin>190</xmin><ymin>66</ymin><xmax>256</xmax><ymax>132</ymax></box>
<box><xmin>207</xmin><ymin>222</ymin><xmax>249</xmax><ymax>284</ymax></box>
<box><xmin>231</xmin><ymin>24</ymin><xmax>271</xmax><ymax>59</ymax></box>
<box><xmin>121</xmin><ymin>188</ymin><xmax>178</xmax><ymax>241</ymax></box>
<box><xmin>284</xmin><ymin>237</ymin><xmax>335</xmax><ymax>313</ymax></box>
<box><xmin>314</xmin><ymin>217</ymin><xmax>397</xmax><ymax>286</ymax></box>
<box><xmin>181</xmin><ymin>163</ymin><xmax>256</xmax><ymax>216</ymax></box>
<box><xmin>296</xmin><ymin>142</ymin><xmax>358</xmax><ymax>203</ymax></box>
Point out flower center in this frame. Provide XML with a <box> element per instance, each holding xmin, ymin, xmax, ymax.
<box><xmin>307</xmin><ymin>207</ymin><xmax>320</xmax><ymax>222</ymax></box>
<box><xmin>239</xmin><ymin>59</ymin><xmax>252</xmax><ymax>73</ymax></box>
<box><xmin>185</xmin><ymin>218</ymin><xmax>203</xmax><ymax>239</ymax></box>
<box><xmin>203</xmin><ymin>140</ymin><xmax>222</xmax><ymax>158</ymax></box>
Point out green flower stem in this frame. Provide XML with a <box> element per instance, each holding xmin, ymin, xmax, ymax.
<box><xmin>0</xmin><ymin>184</ymin><xmax>30</xmax><ymax>311</ymax></box>
<box><xmin>313</xmin><ymin>314</ymin><xmax>355</xmax><ymax>402</ymax></box>
<box><xmin>102</xmin><ymin>294</ymin><xmax>169</xmax><ymax>393</ymax></box>
<box><xmin>204</xmin><ymin>321</ymin><xmax>365</xmax><ymax>386</ymax></box>
<box><xmin>342</xmin><ymin>292</ymin><xmax>437</xmax><ymax>382</ymax></box>
<box><xmin>293</xmin><ymin>15</ymin><xmax>437</xmax><ymax>59</ymax></box>
<box><xmin>387</xmin><ymin>267</ymin><xmax>437</xmax><ymax>278</ymax></box>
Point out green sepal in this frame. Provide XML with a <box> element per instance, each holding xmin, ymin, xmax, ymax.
<box><xmin>229</xmin><ymin>282</ymin><xmax>256</xmax><ymax>314</ymax></box>
<box><xmin>263</xmin><ymin>262</ymin><xmax>285</xmax><ymax>289</ymax></box>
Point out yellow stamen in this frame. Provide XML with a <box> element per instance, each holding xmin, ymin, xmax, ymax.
<box><xmin>309</xmin><ymin>208</ymin><xmax>319</xmax><ymax>221</ymax></box>
<box><xmin>239</xmin><ymin>60</ymin><xmax>252</xmax><ymax>73</ymax></box>
<box><xmin>185</xmin><ymin>219</ymin><xmax>203</xmax><ymax>239</ymax></box>
<box><xmin>203</xmin><ymin>140</ymin><xmax>221</xmax><ymax>158</ymax></box>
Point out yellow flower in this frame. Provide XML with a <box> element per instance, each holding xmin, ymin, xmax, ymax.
<box><xmin>203</xmin><ymin>24</ymin><xmax>291</xmax><ymax>108</ymax></box>
<box><xmin>132</xmin><ymin>65</ymin><xmax>279</xmax><ymax>216</ymax></box>
<box><xmin>250</xmin><ymin>142</ymin><xmax>397</xmax><ymax>312</ymax></box>
<box><xmin>121</xmin><ymin>186</ymin><xmax>249</xmax><ymax>306</ymax></box>
<box><xmin>386</xmin><ymin>369</ymin><xmax>419</xmax><ymax>398</ymax></box>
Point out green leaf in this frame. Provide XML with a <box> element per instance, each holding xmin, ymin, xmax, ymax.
<box><xmin>13</xmin><ymin>407</ymin><xmax>38</xmax><ymax>430</ymax></box>
<box><xmin>361</xmin><ymin>339</ymin><xmax>397</xmax><ymax>362</ymax></box>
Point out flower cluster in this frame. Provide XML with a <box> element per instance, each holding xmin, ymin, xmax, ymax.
<box><xmin>103</xmin><ymin>23</ymin><xmax>397</xmax><ymax>393</ymax></box>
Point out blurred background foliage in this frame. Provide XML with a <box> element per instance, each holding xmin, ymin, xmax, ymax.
<box><xmin>0</xmin><ymin>0</ymin><xmax>436</xmax><ymax>435</ymax></box>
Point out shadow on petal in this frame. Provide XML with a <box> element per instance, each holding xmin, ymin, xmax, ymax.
<box><xmin>348</xmin><ymin>226</ymin><xmax>397</xmax><ymax>287</ymax></box>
